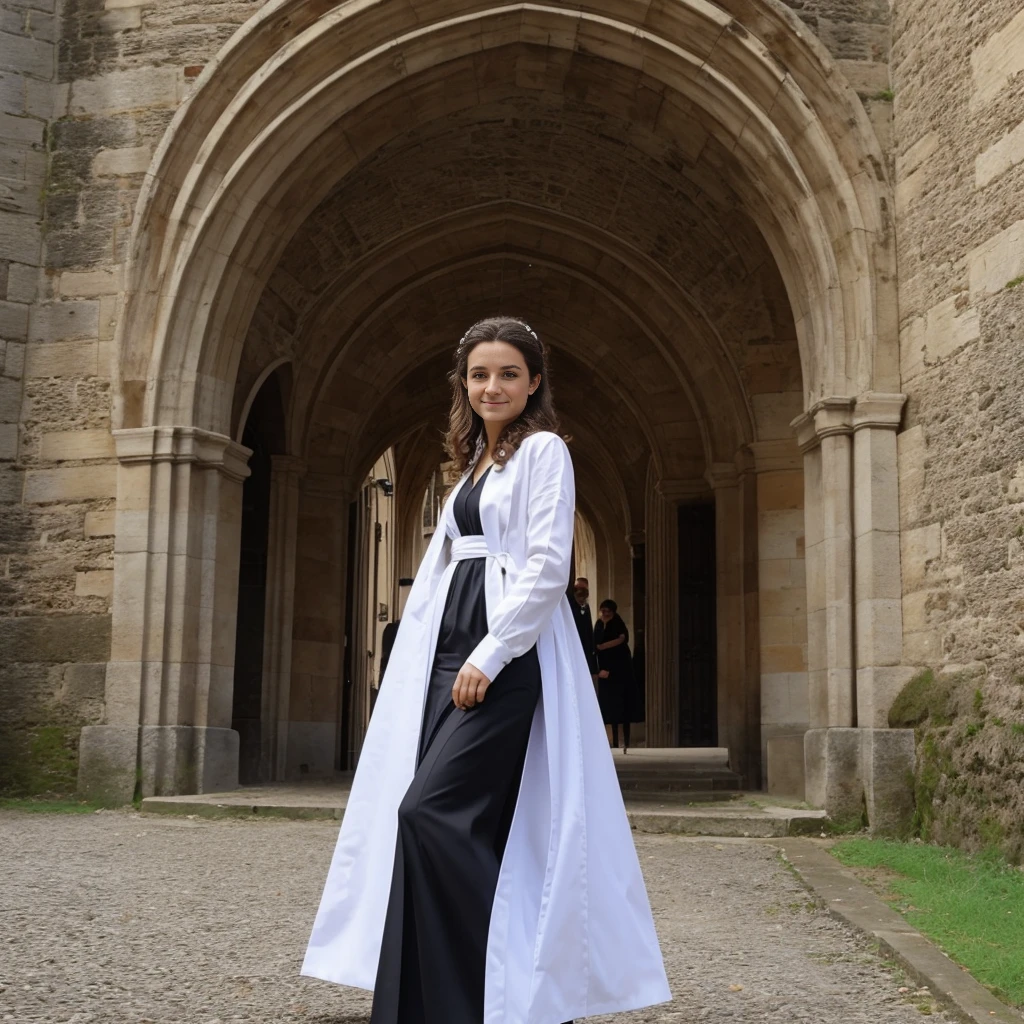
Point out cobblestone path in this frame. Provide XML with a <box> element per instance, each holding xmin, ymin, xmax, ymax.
<box><xmin>0</xmin><ymin>812</ymin><xmax>949</xmax><ymax>1023</ymax></box>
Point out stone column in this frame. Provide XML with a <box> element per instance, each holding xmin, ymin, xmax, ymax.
<box><xmin>853</xmin><ymin>395</ymin><xmax>911</xmax><ymax>725</ymax></box>
<box><xmin>795</xmin><ymin>401</ymin><xmax>857</xmax><ymax>722</ymax></box>
<box><xmin>793</xmin><ymin>395</ymin><xmax>916</xmax><ymax>833</ymax></box>
<box><xmin>288</xmin><ymin>474</ymin><xmax>348</xmax><ymax>777</ymax></box>
<box><xmin>644</xmin><ymin>479</ymin><xmax>679</xmax><ymax>747</ymax></box>
<box><xmin>853</xmin><ymin>394</ymin><xmax>917</xmax><ymax>834</ymax></box>
<box><xmin>794</xmin><ymin>400</ymin><xmax>858</xmax><ymax>815</ymax></box>
<box><xmin>261</xmin><ymin>455</ymin><xmax>306</xmax><ymax>781</ymax></box>
<box><xmin>79</xmin><ymin>426</ymin><xmax>251</xmax><ymax>803</ymax></box>
<box><xmin>709</xmin><ymin>460</ymin><xmax>761</xmax><ymax>786</ymax></box>
<box><xmin>749</xmin><ymin>439</ymin><xmax>809</xmax><ymax>799</ymax></box>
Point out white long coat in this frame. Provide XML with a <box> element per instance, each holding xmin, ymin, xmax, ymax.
<box><xmin>302</xmin><ymin>431</ymin><xmax>671</xmax><ymax>1023</ymax></box>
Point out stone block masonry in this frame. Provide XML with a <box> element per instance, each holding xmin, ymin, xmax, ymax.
<box><xmin>892</xmin><ymin>0</ymin><xmax>1024</xmax><ymax>854</ymax></box>
<box><xmin>1</xmin><ymin>0</ymin><xmax>259</xmax><ymax>792</ymax></box>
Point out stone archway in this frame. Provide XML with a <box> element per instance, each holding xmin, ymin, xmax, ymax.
<box><xmin>80</xmin><ymin>0</ymin><xmax>911</xmax><ymax>822</ymax></box>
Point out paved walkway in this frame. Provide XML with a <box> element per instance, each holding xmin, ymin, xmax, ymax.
<box><xmin>1</xmin><ymin>810</ymin><xmax>953</xmax><ymax>1023</ymax></box>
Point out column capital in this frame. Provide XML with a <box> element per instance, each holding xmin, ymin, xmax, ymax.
<box><xmin>792</xmin><ymin>393</ymin><xmax>907</xmax><ymax>452</ymax></box>
<box><xmin>852</xmin><ymin>392</ymin><xmax>907</xmax><ymax>432</ymax></box>
<box><xmin>792</xmin><ymin>396</ymin><xmax>855</xmax><ymax>452</ymax></box>
<box><xmin>113</xmin><ymin>426</ymin><xmax>252</xmax><ymax>482</ymax></box>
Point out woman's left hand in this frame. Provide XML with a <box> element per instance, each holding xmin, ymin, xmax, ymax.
<box><xmin>453</xmin><ymin>662</ymin><xmax>492</xmax><ymax>710</ymax></box>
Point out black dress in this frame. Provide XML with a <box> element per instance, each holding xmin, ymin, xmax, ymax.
<box><xmin>595</xmin><ymin>614</ymin><xmax>635</xmax><ymax>747</ymax></box>
<box><xmin>370</xmin><ymin>465</ymin><xmax>544</xmax><ymax>1024</ymax></box>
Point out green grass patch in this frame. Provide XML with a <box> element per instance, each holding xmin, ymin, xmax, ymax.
<box><xmin>832</xmin><ymin>838</ymin><xmax>1024</xmax><ymax>1007</ymax></box>
<box><xmin>0</xmin><ymin>797</ymin><xmax>103</xmax><ymax>814</ymax></box>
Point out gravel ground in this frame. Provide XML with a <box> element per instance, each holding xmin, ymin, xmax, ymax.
<box><xmin>0</xmin><ymin>811</ymin><xmax>950</xmax><ymax>1023</ymax></box>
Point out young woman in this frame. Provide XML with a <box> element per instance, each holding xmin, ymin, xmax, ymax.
<box><xmin>594</xmin><ymin>599</ymin><xmax>636</xmax><ymax>753</ymax></box>
<box><xmin>302</xmin><ymin>317</ymin><xmax>669</xmax><ymax>1023</ymax></box>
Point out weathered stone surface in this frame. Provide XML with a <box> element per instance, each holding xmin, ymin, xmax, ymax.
<box><xmin>805</xmin><ymin>728</ymin><xmax>864</xmax><ymax>826</ymax></box>
<box><xmin>892</xmin><ymin>0</ymin><xmax>1024</xmax><ymax>854</ymax></box>
<box><xmin>58</xmin><ymin>661</ymin><xmax>105</xmax><ymax>703</ymax></box>
<box><xmin>0</xmin><ymin>0</ymin><xmax>1015</xmax><ymax>844</ymax></box>
<box><xmin>767</xmin><ymin>733</ymin><xmax>806</xmax><ymax>801</ymax></box>
<box><xmin>862</xmin><ymin>728</ymin><xmax>916</xmax><ymax>838</ymax></box>
<box><xmin>77</xmin><ymin>724</ymin><xmax>136</xmax><ymax>804</ymax></box>
<box><xmin>0</xmin><ymin>613</ymin><xmax>110</xmax><ymax>662</ymax></box>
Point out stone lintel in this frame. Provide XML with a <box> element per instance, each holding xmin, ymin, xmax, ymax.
<box><xmin>113</xmin><ymin>426</ymin><xmax>252</xmax><ymax>482</ymax></box>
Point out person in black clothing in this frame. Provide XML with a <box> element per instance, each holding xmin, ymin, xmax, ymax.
<box><xmin>594</xmin><ymin>599</ymin><xmax>635</xmax><ymax>752</ymax></box>
<box><xmin>371</xmin><ymin>578</ymin><xmax>415</xmax><ymax>713</ymax></box>
<box><xmin>568</xmin><ymin>576</ymin><xmax>598</xmax><ymax>679</ymax></box>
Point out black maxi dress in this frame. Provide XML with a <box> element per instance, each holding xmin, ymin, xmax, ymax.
<box><xmin>370</xmin><ymin>465</ymin><xmax>547</xmax><ymax>1024</ymax></box>
<box><xmin>595</xmin><ymin>614</ymin><xmax>635</xmax><ymax>748</ymax></box>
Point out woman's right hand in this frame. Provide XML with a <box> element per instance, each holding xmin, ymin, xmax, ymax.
<box><xmin>598</xmin><ymin>670</ymin><xmax>610</xmax><ymax>679</ymax></box>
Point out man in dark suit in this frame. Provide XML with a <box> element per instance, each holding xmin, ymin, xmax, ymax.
<box><xmin>569</xmin><ymin>576</ymin><xmax>598</xmax><ymax>679</ymax></box>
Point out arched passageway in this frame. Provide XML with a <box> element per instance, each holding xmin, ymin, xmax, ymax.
<box><xmin>81</xmin><ymin>0</ymin><xmax>909</xmax><ymax>823</ymax></box>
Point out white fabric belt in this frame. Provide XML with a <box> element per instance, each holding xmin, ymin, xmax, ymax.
<box><xmin>451</xmin><ymin>536</ymin><xmax>509</xmax><ymax>571</ymax></box>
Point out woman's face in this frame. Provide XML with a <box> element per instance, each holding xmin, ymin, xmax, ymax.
<box><xmin>463</xmin><ymin>340</ymin><xmax>541</xmax><ymax>428</ymax></box>
<box><xmin>599</xmin><ymin>606</ymin><xmax>614</xmax><ymax>623</ymax></box>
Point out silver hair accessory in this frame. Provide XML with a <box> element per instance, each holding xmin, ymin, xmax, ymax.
<box><xmin>520</xmin><ymin>322</ymin><xmax>539</xmax><ymax>340</ymax></box>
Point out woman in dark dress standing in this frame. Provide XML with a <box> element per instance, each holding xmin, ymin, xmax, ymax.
<box><xmin>595</xmin><ymin>599</ymin><xmax>635</xmax><ymax>752</ymax></box>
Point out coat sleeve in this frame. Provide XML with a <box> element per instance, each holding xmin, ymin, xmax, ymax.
<box><xmin>466</xmin><ymin>434</ymin><xmax>574</xmax><ymax>682</ymax></box>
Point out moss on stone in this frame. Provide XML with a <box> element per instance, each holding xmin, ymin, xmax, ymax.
<box><xmin>0</xmin><ymin>725</ymin><xmax>80</xmax><ymax>797</ymax></box>
<box><xmin>888</xmin><ymin>669</ymin><xmax>954</xmax><ymax>728</ymax></box>
<box><xmin>901</xmin><ymin>668</ymin><xmax>1024</xmax><ymax>864</ymax></box>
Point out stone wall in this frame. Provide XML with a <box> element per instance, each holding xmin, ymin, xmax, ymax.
<box><xmin>2</xmin><ymin>0</ymin><xmax>901</xmax><ymax>794</ymax></box>
<box><xmin>0</xmin><ymin>0</ymin><xmax>258</xmax><ymax>792</ymax></box>
<box><xmin>892</xmin><ymin>1</ymin><xmax>1024</xmax><ymax>851</ymax></box>
<box><xmin>0</xmin><ymin>0</ymin><xmax>96</xmax><ymax>792</ymax></box>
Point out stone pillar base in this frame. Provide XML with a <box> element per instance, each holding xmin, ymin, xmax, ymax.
<box><xmin>78</xmin><ymin>726</ymin><xmax>139</xmax><ymax>805</ymax></box>
<box><xmin>804</xmin><ymin>726</ymin><xmax>916</xmax><ymax>836</ymax></box>
<box><xmin>78</xmin><ymin>725</ymin><xmax>239</xmax><ymax>803</ymax></box>
<box><xmin>862</xmin><ymin>728</ymin><xmax>917</xmax><ymax>838</ymax></box>
<box><xmin>767</xmin><ymin>734</ymin><xmax>806</xmax><ymax>801</ymax></box>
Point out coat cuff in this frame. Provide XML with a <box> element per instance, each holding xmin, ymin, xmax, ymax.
<box><xmin>466</xmin><ymin>632</ymin><xmax>514</xmax><ymax>682</ymax></box>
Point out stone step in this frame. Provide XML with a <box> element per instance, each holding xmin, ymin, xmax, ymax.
<box><xmin>140</xmin><ymin>787</ymin><xmax>826</xmax><ymax>837</ymax></box>
<box><xmin>627</xmin><ymin>807</ymin><xmax>825</xmax><ymax>839</ymax></box>
<box><xmin>616</xmin><ymin>772</ymin><xmax>744</xmax><ymax>792</ymax></box>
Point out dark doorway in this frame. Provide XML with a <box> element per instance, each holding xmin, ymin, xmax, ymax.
<box><xmin>232</xmin><ymin>370</ymin><xmax>287</xmax><ymax>783</ymax></box>
<box><xmin>233</xmin><ymin>427</ymin><xmax>270</xmax><ymax>783</ymax></box>
<box><xmin>677</xmin><ymin>504</ymin><xmax>717</xmax><ymax>746</ymax></box>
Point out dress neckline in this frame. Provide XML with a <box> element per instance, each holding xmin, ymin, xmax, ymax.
<box><xmin>470</xmin><ymin>463</ymin><xmax>493</xmax><ymax>489</ymax></box>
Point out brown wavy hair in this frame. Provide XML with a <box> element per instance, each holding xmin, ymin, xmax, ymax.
<box><xmin>445</xmin><ymin>316</ymin><xmax>561</xmax><ymax>474</ymax></box>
